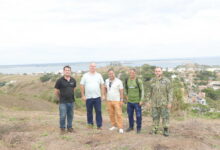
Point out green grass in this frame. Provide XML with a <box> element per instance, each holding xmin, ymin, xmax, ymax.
<box><xmin>189</xmin><ymin>111</ymin><xmax>220</xmax><ymax>119</ymax></box>
<box><xmin>8</xmin><ymin>117</ymin><xmax>18</xmax><ymax>122</ymax></box>
<box><xmin>40</xmin><ymin>132</ymin><xmax>48</xmax><ymax>137</ymax></box>
<box><xmin>32</xmin><ymin>142</ymin><xmax>45</xmax><ymax>150</ymax></box>
<box><xmin>60</xmin><ymin>135</ymin><xmax>72</xmax><ymax>141</ymax></box>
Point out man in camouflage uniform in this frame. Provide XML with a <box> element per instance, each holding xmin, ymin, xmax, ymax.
<box><xmin>147</xmin><ymin>67</ymin><xmax>172</xmax><ymax>136</ymax></box>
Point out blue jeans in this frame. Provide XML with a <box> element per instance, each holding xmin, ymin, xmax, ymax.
<box><xmin>86</xmin><ymin>97</ymin><xmax>102</xmax><ymax>127</ymax></box>
<box><xmin>59</xmin><ymin>102</ymin><xmax>74</xmax><ymax>129</ymax></box>
<box><xmin>127</xmin><ymin>102</ymin><xmax>142</xmax><ymax>130</ymax></box>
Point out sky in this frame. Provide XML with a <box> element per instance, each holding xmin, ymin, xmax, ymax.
<box><xmin>0</xmin><ymin>0</ymin><xmax>220</xmax><ymax>65</ymax></box>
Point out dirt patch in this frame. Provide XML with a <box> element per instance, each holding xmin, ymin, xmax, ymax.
<box><xmin>154</xmin><ymin>144</ymin><xmax>169</xmax><ymax>150</ymax></box>
<box><xmin>0</xmin><ymin>123</ymin><xmax>31</xmax><ymax>139</ymax></box>
<box><xmin>3</xmin><ymin>132</ymin><xmax>33</xmax><ymax>146</ymax></box>
<box><xmin>0</xmin><ymin>94</ymin><xmax>56</xmax><ymax>111</ymax></box>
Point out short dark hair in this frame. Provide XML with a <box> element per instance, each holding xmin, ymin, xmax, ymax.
<box><xmin>63</xmin><ymin>65</ymin><xmax>71</xmax><ymax>70</ymax></box>
<box><xmin>108</xmin><ymin>68</ymin><xmax>114</xmax><ymax>72</ymax></box>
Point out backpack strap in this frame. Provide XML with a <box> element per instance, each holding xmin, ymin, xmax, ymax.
<box><xmin>125</xmin><ymin>78</ymin><xmax>128</xmax><ymax>94</ymax></box>
<box><xmin>136</xmin><ymin>78</ymin><xmax>141</xmax><ymax>99</ymax></box>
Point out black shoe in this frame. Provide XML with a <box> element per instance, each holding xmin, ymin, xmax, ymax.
<box><xmin>126</xmin><ymin>127</ymin><xmax>134</xmax><ymax>132</ymax></box>
<box><xmin>137</xmin><ymin>129</ymin><xmax>141</xmax><ymax>134</ymax></box>
<box><xmin>163</xmin><ymin>128</ymin><xmax>169</xmax><ymax>137</ymax></box>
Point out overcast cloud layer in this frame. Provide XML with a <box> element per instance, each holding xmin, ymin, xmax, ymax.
<box><xmin>0</xmin><ymin>0</ymin><xmax>220</xmax><ymax>65</ymax></box>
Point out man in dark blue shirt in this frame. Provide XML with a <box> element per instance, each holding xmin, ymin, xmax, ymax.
<box><xmin>55</xmin><ymin>66</ymin><xmax>76</xmax><ymax>134</ymax></box>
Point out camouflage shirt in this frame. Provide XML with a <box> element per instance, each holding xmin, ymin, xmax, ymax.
<box><xmin>148</xmin><ymin>76</ymin><xmax>173</xmax><ymax>107</ymax></box>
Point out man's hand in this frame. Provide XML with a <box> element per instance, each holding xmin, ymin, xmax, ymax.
<box><xmin>139</xmin><ymin>101</ymin><xmax>143</xmax><ymax>106</ymax></box>
<box><xmin>120</xmin><ymin>101</ymin><xmax>123</xmax><ymax>107</ymax></box>
<box><xmin>82</xmin><ymin>96</ymin><xmax>86</xmax><ymax>102</ymax></box>
<box><xmin>167</xmin><ymin>104</ymin><xmax>172</xmax><ymax>109</ymax></box>
<box><xmin>101</xmin><ymin>95</ymin><xmax>105</xmax><ymax>101</ymax></box>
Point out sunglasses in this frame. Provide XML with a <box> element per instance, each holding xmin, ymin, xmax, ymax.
<box><xmin>109</xmin><ymin>82</ymin><xmax>112</xmax><ymax>88</ymax></box>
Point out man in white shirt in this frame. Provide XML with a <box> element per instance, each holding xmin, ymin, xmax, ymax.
<box><xmin>105</xmin><ymin>69</ymin><xmax>124</xmax><ymax>133</ymax></box>
<box><xmin>80</xmin><ymin>63</ymin><xmax>105</xmax><ymax>129</ymax></box>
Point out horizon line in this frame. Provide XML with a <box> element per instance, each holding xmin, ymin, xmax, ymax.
<box><xmin>0</xmin><ymin>55</ymin><xmax>220</xmax><ymax>67</ymax></box>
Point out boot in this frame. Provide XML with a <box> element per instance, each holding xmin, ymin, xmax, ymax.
<box><xmin>163</xmin><ymin>128</ymin><xmax>169</xmax><ymax>137</ymax></box>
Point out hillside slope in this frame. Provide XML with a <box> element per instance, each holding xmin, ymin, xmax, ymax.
<box><xmin>0</xmin><ymin>74</ymin><xmax>219</xmax><ymax>150</ymax></box>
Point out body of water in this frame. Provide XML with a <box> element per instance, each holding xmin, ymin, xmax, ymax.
<box><xmin>0</xmin><ymin>57</ymin><xmax>220</xmax><ymax>74</ymax></box>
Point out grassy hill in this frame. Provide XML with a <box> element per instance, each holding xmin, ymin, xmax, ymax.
<box><xmin>0</xmin><ymin>74</ymin><xmax>219</xmax><ymax>150</ymax></box>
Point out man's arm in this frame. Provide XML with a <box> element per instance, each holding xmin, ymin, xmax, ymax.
<box><xmin>80</xmin><ymin>85</ymin><xmax>86</xmax><ymax>102</ymax></box>
<box><xmin>139</xmin><ymin>79</ymin><xmax>145</xmax><ymax>105</ymax></box>
<box><xmin>120</xmin><ymin>89</ymin><xmax>124</xmax><ymax>100</ymax></box>
<box><xmin>101</xmin><ymin>84</ymin><xmax>105</xmax><ymax>100</ymax></box>
<box><xmin>54</xmin><ymin>88</ymin><xmax>60</xmax><ymax>99</ymax></box>
<box><xmin>104</xmin><ymin>85</ymin><xmax>107</xmax><ymax>101</ymax></box>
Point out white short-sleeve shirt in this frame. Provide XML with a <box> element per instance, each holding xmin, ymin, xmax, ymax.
<box><xmin>105</xmin><ymin>78</ymin><xmax>123</xmax><ymax>101</ymax></box>
<box><xmin>80</xmin><ymin>72</ymin><xmax>104</xmax><ymax>99</ymax></box>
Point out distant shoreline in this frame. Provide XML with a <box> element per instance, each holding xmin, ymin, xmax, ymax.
<box><xmin>1</xmin><ymin>56</ymin><xmax>220</xmax><ymax>74</ymax></box>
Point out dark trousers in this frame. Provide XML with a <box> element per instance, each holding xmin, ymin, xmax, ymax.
<box><xmin>86</xmin><ymin>97</ymin><xmax>102</xmax><ymax>127</ymax></box>
<box><xmin>127</xmin><ymin>102</ymin><xmax>142</xmax><ymax>130</ymax></box>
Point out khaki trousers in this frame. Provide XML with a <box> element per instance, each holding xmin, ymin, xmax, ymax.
<box><xmin>107</xmin><ymin>101</ymin><xmax>123</xmax><ymax>129</ymax></box>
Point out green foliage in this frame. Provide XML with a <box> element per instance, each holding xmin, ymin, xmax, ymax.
<box><xmin>0</xmin><ymin>81</ymin><xmax>6</xmax><ymax>87</ymax></box>
<box><xmin>118</xmin><ymin>71</ymin><xmax>128</xmax><ymax>82</ymax></box>
<box><xmin>74</xmin><ymin>88</ymin><xmax>81</xmax><ymax>99</ymax></box>
<box><xmin>102</xmin><ymin>72</ymin><xmax>108</xmax><ymax>81</ymax></box>
<box><xmin>40</xmin><ymin>73</ymin><xmax>60</xmax><ymax>82</ymax></box>
<box><xmin>171</xmin><ymin>78</ymin><xmax>188</xmax><ymax>111</ymax></box>
<box><xmin>202</xmin><ymin>88</ymin><xmax>220</xmax><ymax>100</ymax></box>
<box><xmin>195</xmin><ymin>71</ymin><xmax>217</xmax><ymax>81</ymax></box>
<box><xmin>141</xmin><ymin>64</ymin><xmax>155</xmax><ymax>81</ymax></box>
<box><xmin>74</xmin><ymin>98</ymin><xmax>85</xmax><ymax>110</ymax></box>
<box><xmin>203</xmin><ymin>112</ymin><xmax>220</xmax><ymax>119</ymax></box>
<box><xmin>190</xmin><ymin>104</ymin><xmax>220</xmax><ymax>119</ymax></box>
<box><xmin>191</xmin><ymin>104</ymin><xmax>210</xmax><ymax>113</ymax></box>
<box><xmin>163</xmin><ymin>71</ymin><xmax>173</xmax><ymax>78</ymax></box>
<box><xmin>206</xmin><ymin>97</ymin><xmax>220</xmax><ymax>110</ymax></box>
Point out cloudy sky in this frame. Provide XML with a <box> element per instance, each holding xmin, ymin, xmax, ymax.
<box><xmin>0</xmin><ymin>0</ymin><xmax>220</xmax><ymax>65</ymax></box>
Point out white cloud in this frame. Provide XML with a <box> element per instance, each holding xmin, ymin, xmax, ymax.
<box><xmin>0</xmin><ymin>0</ymin><xmax>220</xmax><ymax>64</ymax></box>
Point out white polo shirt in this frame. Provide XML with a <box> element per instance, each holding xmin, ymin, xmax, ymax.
<box><xmin>80</xmin><ymin>72</ymin><xmax>104</xmax><ymax>99</ymax></box>
<box><xmin>105</xmin><ymin>78</ymin><xmax>123</xmax><ymax>101</ymax></box>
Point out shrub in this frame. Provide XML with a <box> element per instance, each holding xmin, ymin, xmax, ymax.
<box><xmin>0</xmin><ymin>81</ymin><xmax>6</xmax><ymax>87</ymax></box>
<box><xmin>40</xmin><ymin>73</ymin><xmax>60</xmax><ymax>82</ymax></box>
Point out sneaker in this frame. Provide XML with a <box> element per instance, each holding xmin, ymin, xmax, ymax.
<box><xmin>60</xmin><ymin>128</ymin><xmax>66</xmax><ymax>135</ymax></box>
<box><xmin>119</xmin><ymin>129</ymin><xmax>124</xmax><ymax>134</ymax></box>
<box><xmin>109</xmin><ymin>126</ymin><xmax>117</xmax><ymax>131</ymax></box>
<box><xmin>67</xmin><ymin>128</ymin><xmax>75</xmax><ymax>133</ymax></box>
<box><xmin>126</xmin><ymin>127</ymin><xmax>134</xmax><ymax>132</ymax></box>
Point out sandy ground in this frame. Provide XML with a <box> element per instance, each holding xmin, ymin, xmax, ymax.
<box><xmin>0</xmin><ymin>107</ymin><xmax>219</xmax><ymax>150</ymax></box>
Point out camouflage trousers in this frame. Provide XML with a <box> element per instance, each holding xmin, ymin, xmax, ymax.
<box><xmin>151</xmin><ymin>107</ymin><xmax>170</xmax><ymax>129</ymax></box>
